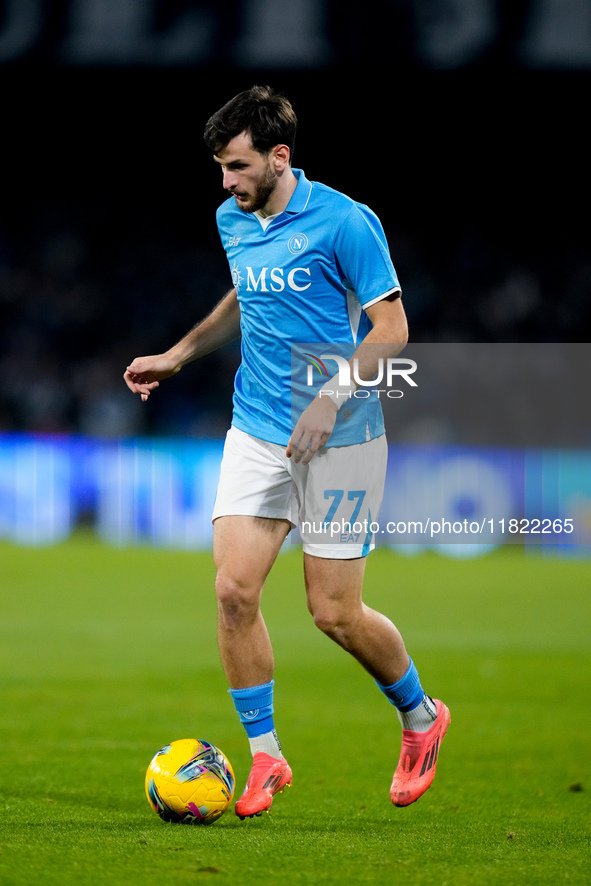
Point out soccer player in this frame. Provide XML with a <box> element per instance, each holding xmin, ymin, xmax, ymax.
<box><xmin>124</xmin><ymin>86</ymin><xmax>450</xmax><ymax>818</ymax></box>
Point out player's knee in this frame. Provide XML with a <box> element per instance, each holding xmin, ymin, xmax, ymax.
<box><xmin>215</xmin><ymin>572</ymin><xmax>260</xmax><ymax>628</ymax></box>
<box><xmin>310</xmin><ymin>605</ymin><xmax>350</xmax><ymax>644</ymax></box>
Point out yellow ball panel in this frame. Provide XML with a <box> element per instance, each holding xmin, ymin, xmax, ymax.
<box><xmin>145</xmin><ymin>738</ymin><xmax>235</xmax><ymax>825</ymax></box>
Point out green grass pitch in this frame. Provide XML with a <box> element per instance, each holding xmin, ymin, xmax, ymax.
<box><xmin>0</xmin><ymin>537</ymin><xmax>589</xmax><ymax>885</ymax></box>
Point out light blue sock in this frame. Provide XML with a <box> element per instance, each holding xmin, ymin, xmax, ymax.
<box><xmin>376</xmin><ymin>659</ymin><xmax>437</xmax><ymax>732</ymax></box>
<box><xmin>229</xmin><ymin>680</ymin><xmax>275</xmax><ymax>737</ymax></box>
<box><xmin>229</xmin><ymin>680</ymin><xmax>282</xmax><ymax>757</ymax></box>
<box><xmin>376</xmin><ymin>658</ymin><xmax>424</xmax><ymax>711</ymax></box>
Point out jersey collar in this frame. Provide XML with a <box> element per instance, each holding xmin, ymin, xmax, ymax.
<box><xmin>284</xmin><ymin>169</ymin><xmax>312</xmax><ymax>214</ymax></box>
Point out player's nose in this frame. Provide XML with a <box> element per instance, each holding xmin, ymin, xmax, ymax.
<box><xmin>223</xmin><ymin>169</ymin><xmax>238</xmax><ymax>191</ymax></box>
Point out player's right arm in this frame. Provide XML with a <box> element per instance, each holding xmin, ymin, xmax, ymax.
<box><xmin>124</xmin><ymin>288</ymin><xmax>240</xmax><ymax>401</ymax></box>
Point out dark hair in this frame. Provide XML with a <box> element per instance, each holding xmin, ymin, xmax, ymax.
<box><xmin>203</xmin><ymin>85</ymin><xmax>297</xmax><ymax>159</ymax></box>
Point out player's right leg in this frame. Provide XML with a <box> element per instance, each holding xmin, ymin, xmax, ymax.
<box><xmin>213</xmin><ymin>514</ymin><xmax>289</xmax><ymax>691</ymax></box>
<box><xmin>213</xmin><ymin>514</ymin><xmax>293</xmax><ymax>818</ymax></box>
<box><xmin>213</xmin><ymin>516</ymin><xmax>291</xmax><ymax>818</ymax></box>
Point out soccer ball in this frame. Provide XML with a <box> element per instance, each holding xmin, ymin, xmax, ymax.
<box><xmin>145</xmin><ymin>738</ymin><xmax>235</xmax><ymax>825</ymax></box>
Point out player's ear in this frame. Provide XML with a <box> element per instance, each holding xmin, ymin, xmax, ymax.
<box><xmin>272</xmin><ymin>144</ymin><xmax>291</xmax><ymax>170</ymax></box>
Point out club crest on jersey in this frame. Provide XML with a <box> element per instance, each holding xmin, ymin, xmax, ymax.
<box><xmin>288</xmin><ymin>233</ymin><xmax>308</xmax><ymax>255</ymax></box>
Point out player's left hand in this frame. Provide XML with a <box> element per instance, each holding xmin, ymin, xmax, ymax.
<box><xmin>286</xmin><ymin>395</ymin><xmax>338</xmax><ymax>465</ymax></box>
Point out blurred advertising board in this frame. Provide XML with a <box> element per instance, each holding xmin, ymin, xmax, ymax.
<box><xmin>0</xmin><ymin>434</ymin><xmax>589</xmax><ymax>558</ymax></box>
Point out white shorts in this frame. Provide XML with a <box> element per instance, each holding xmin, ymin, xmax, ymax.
<box><xmin>212</xmin><ymin>426</ymin><xmax>388</xmax><ymax>559</ymax></box>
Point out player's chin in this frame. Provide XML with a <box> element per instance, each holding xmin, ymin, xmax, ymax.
<box><xmin>234</xmin><ymin>195</ymin><xmax>255</xmax><ymax>213</ymax></box>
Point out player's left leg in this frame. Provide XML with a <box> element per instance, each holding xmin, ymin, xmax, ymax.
<box><xmin>303</xmin><ymin>554</ymin><xmax>407</xmax><ymax>684</ymax></box>
<box><xmin>303</xmin><ymin>553</ymin><xmax>450</xmax><ymax>807</ymax></box>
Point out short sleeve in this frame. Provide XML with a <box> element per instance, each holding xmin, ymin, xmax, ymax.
<box><xmin>333</xmin><ymin>204</ymin><xmax>401</xmax><ymax>309</ymax></box>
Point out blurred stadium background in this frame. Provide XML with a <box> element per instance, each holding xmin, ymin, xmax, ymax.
<box><xmin>0</xmin><ymin>0</ymin><xmax>590</xmax><ymax>555</ymax></box>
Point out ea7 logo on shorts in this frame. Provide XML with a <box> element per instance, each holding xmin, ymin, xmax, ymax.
<box><xmin>246</xmin><ymin>266</ymin><xmax>311</xmax><ymax>292</ymax></box>
<box><xmin>288</xmin><ymin>233</ymin><xmax>308</xmax><ymax>255</ymax></box>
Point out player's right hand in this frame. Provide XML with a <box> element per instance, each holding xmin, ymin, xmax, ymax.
<box><xmin>123</xmin><ymin>355</ymin><xmax>181</xmax><ymax>402</ymax></box>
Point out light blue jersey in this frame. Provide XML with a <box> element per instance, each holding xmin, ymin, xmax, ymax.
<box><xmin>216</xmin><ymin>169</ymin><xmax>401</xmax><ymax>446</ymax></box>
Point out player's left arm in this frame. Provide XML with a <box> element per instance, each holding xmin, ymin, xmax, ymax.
<box><xmin>287</xmin><ymin>295</ymin><xmax>408</xmax><ymax>465</ymax></box>
<box><xmin>352</xmin><ymin>293</ymin><xmax>409</xmax><ymax>378</ymax></box>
